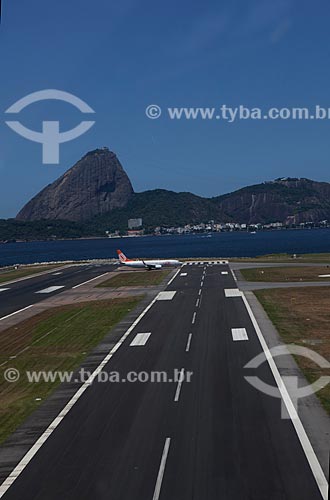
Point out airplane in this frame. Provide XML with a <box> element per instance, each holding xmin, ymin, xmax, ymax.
<box><xmin>117</xmin><ymin>249</ymin><xmax>181</xmax><ymax>270</ymax></box>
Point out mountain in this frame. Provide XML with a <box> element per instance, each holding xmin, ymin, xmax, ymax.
<box><xmin>16</xmin><ymin>148</ymin><xmax>134</xmax><ymax>222</ymax></box>
<box><xmin>212</xmin><ymin>178</ymin><xmax>330</xmax><ymax>225</ymax></box>
<box><xmin>15</xmin><ymin>148</ymin><xmax>330</xmax><ymax>228</ymax></box>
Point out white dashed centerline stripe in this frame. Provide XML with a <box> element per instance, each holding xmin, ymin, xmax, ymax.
<box><xmin>192</xmin><ymin>312</ymin><xmax>196</xmax><ymax>324</ymax></box>
<box><xmin>198</xmin><ymin>289</ymin><xmax>202</xmax><ymax>295</ymax></box>
<box><xmin>152</xmin><ymin>438</ymin><xmax>171</xmax><ymax>500</ymax></box>
<box><xmin>72</xmin><ymin>272</ymin><xmax>109</xmax><ymax>289</ymax></box>
<box><xmin>195</xmin><ymin>298</ymin><xmax>199</xmax><ymax>307</ymax></box>
<box><xmin>174</xmin><ymin>369</ymin><xmax>185</xmax><ymax>402</ymax></box>
<box><xmin>186</xmin><ymin>333</ymin><xmax>193</xmax><ymax>352</ymax></box>
<box><xmin>0</xmin><ymin>305</ymin><xmax>34</xmax><ymax>322</ymax></box>
<box><xmin>231</xmin><ymin>328</ymin><xmax>249</xmax><ymax>341</ymax></box>
<box><xmin>130</xmin><ymin>332</ymin><xmax>152</xmax><ymax>346</ymax></box>
<box><xmin>35</xmin><ymin>286</ymin><xmax>65</xmax><ymax>294</ymax></box>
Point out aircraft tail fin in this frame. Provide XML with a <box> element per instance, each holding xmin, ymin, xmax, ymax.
<box><xmin>117</xmin><ymin>249</ymin><xmax>128</xmax><ymax>263</ymax></box>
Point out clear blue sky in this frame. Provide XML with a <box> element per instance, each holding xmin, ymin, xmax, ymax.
<box><xmin>1</xmin><ymin>0</ymin><xmax>330</xmax><ymax>218</ymax></box>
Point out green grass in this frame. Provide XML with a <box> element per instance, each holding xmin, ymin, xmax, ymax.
<box><xmin>0</xmin><ymin>264</ymin><xmax>66</xmax><ymax>285</ymax></box>
<box><xmin>230</xmin><ymin>252</ymin><xmax>330</xmax><ymax>263</ymax></box>
<box><xmin>255</xmin><ymin>287</ymin><xmax>330</xmax><ymax>415</ymax></box>
<box><xmin>240</xmin><ymin>266</ymin><xmax>330</xmax><ymax>282</ymax></box>
<box><xmin>0</xmin><ymin>297</ymin><xmax>142</xmax><ymax>443</ymax></box>
<box><xmin>97</xmin><ymin>270</ymin><xmax>170</xmax><ymax>288</ymax></box>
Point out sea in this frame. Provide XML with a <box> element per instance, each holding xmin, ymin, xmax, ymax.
<box><xmin>0</xmin><ymin>229</ymin><xmax>330</xmax><ymax>267</ymax></box>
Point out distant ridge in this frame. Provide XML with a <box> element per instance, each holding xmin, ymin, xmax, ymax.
<box><xmin>16</xmin><ymin>149</ymin><xmax>330</xmax><ymax>227</ymax></box>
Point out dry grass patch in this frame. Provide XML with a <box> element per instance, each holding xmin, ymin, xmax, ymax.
<box><xmin>241</xmin><ymin>266</ymin><xmax>330</xmax><ymax>282</ymax></box>
<box><xmin>0</xmin><ymin>297</ymin><xmax>142</xmax><ymax>443</ymax></box>
<box><xmin>0</xmin><ymin>264</ymin><xmax>67</xmax><ymax>284</ymax></box>
<box><xmin>255</xmin><ymin>286</ymin><xmax>330</xmax><ymax>414</ymax></box>
<box><xmin>97</xmin><ymin>270</ymin><xmax>170</xmax><ymax>288</ymax></box>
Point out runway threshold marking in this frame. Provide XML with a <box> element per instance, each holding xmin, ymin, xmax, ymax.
<box><xmin>0</xmin><ymin>290</ymin><xmax>160</xmax><ymax>498</ymax></box>
<box><xmin>186</xmin><ymin>333</ymin><xmax>193</xmax><ymax>352</ymax></box>
<box><xmin>231</xmin><ymin>328</ymin><xmax>249</xmax><ymax>341</ymax></box>
<box><xmin>0</xmin><ymin>305</ymin><xmax>34</xmax><ymax>322</ymax></box>
<box><xmin>174</xmin><ymin>369</ymin><xmax>185</xmax><ymax>402</ymax></box>
<box><xmin>152</xmin><ymin>438</ymin><xmax>171</xmax><ymax>500</ymax></box>
<box><xmin>130</xmin><ymin>332</ymin><xmax>152</xmax><ymax>346</ymax></box>
<box><xmin>72</xmin><ymin>272</ymin><xmax>110</xmax><ymax>289</ymax></box>
<box><xmin>36</xmin><ymin>286</ymin><xmax>65</xmax><ymax>294</ymax></box>
<box><xmin>241</xmin><ymin>293</ymin><xmax>328</xmax><ymax>499</ymax></box>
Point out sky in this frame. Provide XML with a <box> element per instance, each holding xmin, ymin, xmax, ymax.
<box><xmin>1</xmin><ymin>0</ymin><xmax>330</xmax><ymax>218</ymax></box>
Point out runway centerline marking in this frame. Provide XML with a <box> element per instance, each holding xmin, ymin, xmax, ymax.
<box><xmin>192</xmin><ymin>312</ymin><xmax>197</xmax><ymax>324</ymax></box>
<box><xmin>174</xmin><ymin>369</ymin><xmax>185</xmax><ymax>402</ymax></box>
<box><xmin>72</xmin><ymin>272</ymin><xmax>110</xmax><ymax>289</ymax></box>
<box><xmin>130</xmin><ymin>332</ymin><xmax>152</xmax><ymax>346</ymax></box>
<box><xmin>36</xmin><ymin>286</ymin><xmax>65</xmax><ymax>294</ymax></box>
<box><xmin>231</xmin><ymin>328</ymin><xmax>249</xmax><ymax>341</ymax></box>
<box><xmin>152</xmin><ymin>438</ymin><xmax>171</xmax><ymax>500</ymax></box>
<box><xmin>186</xmin><ymin>333</ymin><xmax>193</xmax><ymax>352</ymax></box>
<box><xmin>196</xmin><ymin>298</ymin><xmax>200</xmax><ymax>307</ymax></box>
<box><xmin>198</xmin><ymin>288</ymin><xmax>202</xmax><ymax>295</ymax></box>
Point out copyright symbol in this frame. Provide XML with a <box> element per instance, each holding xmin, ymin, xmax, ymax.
<box><xmin>146</xmin><ymin>104</ymin><xmax>162</xmax><ymax>119</ymax></box>
<box><xmin>4</xmin><ymin>368</ymin><xmax>20</xmax><ymax>383</ymax></box>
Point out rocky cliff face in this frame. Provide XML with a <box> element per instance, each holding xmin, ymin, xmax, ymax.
<box><xmin>212</xmin><ymin>178</ymin><xmax>330</xmax><ymax>224</ymax></box>
<box><xmin>16</xmin><ymin>148</ymin><xmax>134</xmax><ymax>221</ymax></box>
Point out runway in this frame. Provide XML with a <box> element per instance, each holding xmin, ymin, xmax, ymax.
<box><xmin>0</xmin><ymin>263</ymin><xmax>326</xmax><ymax>499</ymax></box>
<box><xmin>0</xmin><ymin>264</ymin><xmax>116</xmax><ymax>320</ymax></box>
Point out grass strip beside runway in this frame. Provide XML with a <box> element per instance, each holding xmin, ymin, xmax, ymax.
<box><xmin>255</xmin><ymin>286</ymin><xmax>330</xmax><ymax>414</ymax></box>
<box><xmin>0</xmin><ymin>297</ymin><xmax>142</xmax><ymax>444</ymax></box>
<box><xmin>241</xmin><ymin>265</ymin><xmax>330</xmax><ymax>282</ymax></box>
<box><xmin>97</xmin><ymin>270</ymin><xmax>170</xmax><ymax>288</ymax></box>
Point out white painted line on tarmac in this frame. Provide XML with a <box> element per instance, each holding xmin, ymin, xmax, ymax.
<box><xmin>200</xmin><ymin>281</ymin><xmax>203</xmax><ymax>287</ymax></box>
<box><xmin>198</xmin><ymin>288</ymin><xmax>202</xmax><ymax>295</ymax></box>
<box><xmin>0</xmin><ymin>305</ymin><xmax>34</xmax><ymax>322</ymax></box>
<box><xmin>0</xmin><ymin>289</ymin><xmax>160</xmax><ymax>498</ymax></box>
<box><xmin>241</xmin><ymin>292</ymin><xmax>328</xmax><ymax>500</ymax></box>
<box><xmin>72</xmin><ymin>272</ymin><xmax>109</xmax><ymax>289</ymax></box>
<box><xmin>130</xmin><ymin>332</ymin><xmax>152</xmax><ymax>346</ymax></box>
<box><xmin>174</xmin><ymin>369</ymin><xmax>185</xmax><ymax>402</ymax></box>
<box><xmin>157</xmin><ymin>291</ymin><xmax>176</xmax><ymax>301</ymax></box>
<box><xmin>231</xmin><ymin>269</ymin><xmax>238</xmax><ymax>281</ymax></box>
<box><xmin>186</xmin><ymin>333</ymin><xmax>193</xmax><ymax>352</ymax></box>
<box><xmin>0</xmin><ymin>289</ymin><xmax>9</xmax><ymax>292</ymax></box>
<box><xmin>152</xmin><ymin>438</ymin><xmax>171</xmax><ymax>500</ymax></box>
<box><xmin>221</xmin><ymin>271</ymin><xmax>228</xmax><ymax>275</ymax></box>
<box><xmin>225</xmin><ymin>288</ymin><xmax>242</xmax><ymax>297</ymax></box>
<box><xmin>36</xmin><ymin>286</ymin><xmax>65</xmax><ymax>294</ymax></box>
<box><xmin>180</xmin><ymin>273</ymin><xmax>187</xmax><ymax>277</ymax></box>
<box><xmin>195</xmin><ymin>298</ymin><xmax>200</xmax><ymax>307</ymax></box>
<box><xmin>192</xmin><ymin>312</ymin><xmax>196</xmax><ymax>324</ymax></box>
<box><xmin>167</xmin><ymin>267</ymin><xmax>182</xmax><ymax>285</ymax></box>
<box><xmin>318</xmin><ymin>274</ymin><xmax>330</xmax><ymax>278</ymax></box>
<box><xmin>52</xmin><ymin>272</ymin><xmax>63</xmax><ymax>275</ymax></box>
<box><xmin>231</xmin><ymin>328</ymin><xmax>249</xmax><ymax>341</ymax></box>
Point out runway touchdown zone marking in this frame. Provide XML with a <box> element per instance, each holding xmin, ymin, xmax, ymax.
<box><xmin>231</xmin><ymin>328</ymin><xmax>249</xmax><ymax>341</ymax></box>
<box><xmin>35</xmin><ymin>286</ymin><xmax>65</xmax><ymax>294</ymax></box>
<box><xmin>156</xmin><ymin>291</ymin><xmax>176</xmax><ymax>301</ymax></box>
<box><xmin>225</xmin><ymin>288</ymin><xmax>242</xmax><ymax>297</ymax></box>
<box><xmin>130</xmin><ymin>332</ymin><xmax>152</xmax><ymax>346</ymax></box>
